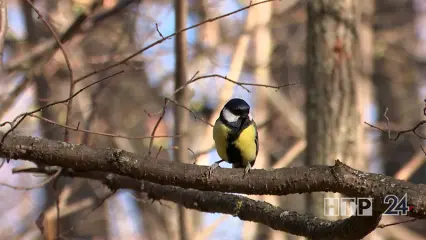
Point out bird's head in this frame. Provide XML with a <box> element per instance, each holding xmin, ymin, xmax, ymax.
<box><xmin>220</xmin><ymin>98</ymin><xmax>252</xmax><ymax>130</ymax></box>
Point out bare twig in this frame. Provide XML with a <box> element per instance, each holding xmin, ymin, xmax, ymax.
<box><xmin>155</xmin><ymin>146</ymin><xmax>164</xmax><ymax>160</ymax></box>
<box><xmin>4</xmin><ymin>0</ymin><xmax>118</xmax><ymax>72</ymax></box>
<box><xmin>0</xmin><ymin>70</ymin><xmax>124</xmax><ymax>143</ymax></box>
<box><xmin>24</xmin><ymin>0</ymin><xmax>75</xmax><ymax>143</ymax></box>
<box><xmin>0</xmin><ymin>167</ymin><xmax>61</xmax><ymax>190</ymax></box>
<box><xmin>72</xmin><ymin>0</ymin><xmax>279</xmax><ymax>84</ymax></box>
<box><xmin>147</xmin><ymin>99</ymin><xmax>169</xmax><ymax>157</ymax></box>
<box><xmin>29</xmin><ymin>114</ymin><xmax>177</xmax><ymax>140</ymax></box>
<box><xmin>377</xmin><ymin>218</ymin><xmax>418</xmax><ymax>228</ymax></box>
<box><xmin>155</xmin><ymin>23</ymin><xmax>166</xmax><ymax>39</ymax></box>
<box><xmin>171</xmin><ymin>73</ymin><xmax>298</xmax><ymax>97</ymax></box>
<box><xmin>22</xmin><ymin>4</ymin><xmax>75</xmax><ymax>233</ymax></box>
<box><xmin>364</xmin><ymin>120</ymin><xmax>426</xmax><ymax>141</ymax></box>
<box><xmin>384</xmin><ymin>108</ymin><xmax>391</xmax><ymax>139</ymax></box>
<box><xmin>166</xmin><ymin>98</ymin><xmax>213</xmax><ymax>127</ymax></box>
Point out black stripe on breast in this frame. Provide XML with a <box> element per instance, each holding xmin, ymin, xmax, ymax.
<box><xmin>225</xmin><ymin>130</ymin><xmax>242</xmax><ymax>166</ymax></box>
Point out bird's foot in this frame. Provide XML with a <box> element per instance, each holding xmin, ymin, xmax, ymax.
<box><xmin>243</xmin><ymin>163</ymin><xmax>252</xmax><ymax>178</ymax></box>
<box><xmin>207</xmin><ymin>160</ymin><xmax>224</xmax><ymax>177</ymax></box>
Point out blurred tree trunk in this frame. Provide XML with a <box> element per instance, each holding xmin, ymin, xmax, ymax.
<box><xmin>174</xmin><ymin>1</ymin><xmax>193</xmax><ymax>240</ymax></box>
<box><xmin>357</xmin><ymin>1</ymin><xmax>379</xmax><ymax>239</ymax></box>
<box><xmin>40</xmin><ymin>0</ymin><xmax>111</xmax><ymax>237</ymax></box>
<box><xmin>21</xmin><ymin>1</ymin><xmax>65</xmax><ymax>238</ymax></box>
<box><xmin>305</xmin><ymin>0</ymin><xmax>364</xmax><ymax>219</ymax></box>
<box><xmin>374</xmin><ymin>0</ymin><xmax>423</xmax><ymax>180</ymax></box>
<box><xmin>242</xmin><ymin>2</ymin><xmax>288</xmax><ymax>240</ymax></box>
<box><xmin>374</xmin><ymin>0</ymin><xmax>426</xmax><ymax>237</ymax></box>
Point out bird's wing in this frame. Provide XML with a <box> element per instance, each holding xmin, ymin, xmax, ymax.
<box><xmin>254</xmin><ymin>122</ymin><xmax>259</xmax><ymax>157</ymax></box>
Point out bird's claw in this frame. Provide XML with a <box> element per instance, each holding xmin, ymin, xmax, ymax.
<box><xmin>207</xmin><ymin>162</ymin><xmax>220</xmax><ymax>177</ymax></box>
<box><xmin>243</xmin><ymin>163</ymin><xmax>252</xmax><ymax>178</ymax></box>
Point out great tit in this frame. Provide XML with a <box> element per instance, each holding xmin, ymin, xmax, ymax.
<box><xmin>210</xmin><ymin>98</ymin><xmax>259</xmax><ymax>175</ymax></box>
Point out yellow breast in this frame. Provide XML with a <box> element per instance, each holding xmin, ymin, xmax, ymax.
<box><xmin>234</xmin><ymin>124</ymin><xmax>257</xmax><ymax>165</ymax></box>
<box><xmin>213</xmin><ymin>119</ymin><xmax>230</xmax><ymax>161</ymax></box>
<box><xmin>213</xmin><ymin>120</ymin><xmax>257</xmax><ymax>166</ymax></box>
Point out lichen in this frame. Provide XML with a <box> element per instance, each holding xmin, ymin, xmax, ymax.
<box><xmin>233</xmin><ymin>200</ymin><xmax>243</xmax><ymax>216</ymax></box>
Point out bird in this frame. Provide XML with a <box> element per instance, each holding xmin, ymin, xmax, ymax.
<box><xmin>210</xmin><ymin>98</ymin><xmax>259</xmax><ymax>176</ymax></box>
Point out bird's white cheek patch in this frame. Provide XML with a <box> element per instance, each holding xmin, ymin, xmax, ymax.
<box><xmin>223</xmin><ymin>108</ymin><xmax>239</xmax><ymax>122</ymax></box>
<box><xmin>248</xmin><ymin>113</ymin><xmax>253</xmax><ymax>121</ymax></box>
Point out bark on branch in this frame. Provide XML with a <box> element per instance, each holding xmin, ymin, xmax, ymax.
<box><xmin>21</xmin><ymin>167</ymin><xmax>381</xmax><ymax>240</ymax></box>
<box><xmin>0</xmin><ymin>133</ymin><xmax>425</xmax><ymax>220</ymax></box>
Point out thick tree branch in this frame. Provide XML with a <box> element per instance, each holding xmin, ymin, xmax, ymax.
<box><xmin>18</xmin><ymin>167</ymin><xmax>381</xmax><ymax>240</ymax></box>
<box><xmin>0</xmin><ymin>133</ymin><xmax>425</xmax><ymax>219</ymax></box>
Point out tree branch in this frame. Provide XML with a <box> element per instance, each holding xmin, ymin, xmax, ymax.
<box><xmin>0</xmin><ymin>133</ymin><xmax>425</xmax><ymax>219</ymax></box>
<box><xmin>18</xmin><ymin>167</ymin><xmax>381</xmax><ymax>240</ymax></box>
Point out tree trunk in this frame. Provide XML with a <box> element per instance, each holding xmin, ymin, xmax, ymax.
<box><xmin>174</xmin><ymin>1</ymin><xmax>192</xmax><ymax>240</ymax></box>
<box><xmin>374</xmin><ymin>0</ymin><xmax>422</xmax><ymax>180</ymax></box>
<box><xmin>374</xmin><ymin>0</ymin><xmax>426</xmax><ymax>237</ymax></box>
<box><xmin>306</xmin><ymin>0</ymin><xmax>363</xmax><ymax>219</ymax></box>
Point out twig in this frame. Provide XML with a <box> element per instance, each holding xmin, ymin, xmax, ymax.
<box><xmin>364</xmin><ymin>120</ymin><xmax>426</xmax><ymax>141</ymax></box>
<box><xmin>384</xmin><ymin>108</ymin><xmax>391</xmax><ymax>140</ymax></box>
<box><xmin>155</xmin><ymin>146</ymin><xmax>164</xmax><ymax>160</ymax></box>
<box><xmin>24</xmin><ymin>0</ymin><xmax>75</xmax><ymax>143</ymax></box>
<box><xmin>171</xmin><ymin>73</ymin><xmax>299</xmax><ymax>97</ymax></box>
<box><xmin>166</xmin><ymin>98</ymin><xmax>214</xmax><ymax>127</ymax></box>
<box><xmin>155</xmin><ymin>23</ymin><xmax>166</xmax><ymax>39</ymax></box>
<box><xmin>0</xmin><ymin>0</ymin><xmax>7</xmax><ymax>71</ymax></box>
<box><xmin>377</xmin><ymin>218</ymin><xmax>418</xmax><ymax>228</ymax></box>
<box><xmin>4</xmin><ymin>0</ymin><xmax>113</xmax><ymax>72</ymax></box>
<box><xmin>0</xmin><ymin>70</ymin><xmax>124</xmax><ymax>143</ymax></box>
<box><xmin>0</xmin><ymin>167</ymin><xmax>61</xmax><ymax>190</ymax></box>
<box><xmin>147</xmin><ymin>99</ymin><xmax>169</xmax><ymax>157</ymax></box>
<box><xmin>29</xmin><ymin>114</ymin><xmax>177</xmax><ymax>140</ymax></box>
<box><xmin>187</xmin><ymin>148</ymin><xmax>197</xmax><ymax>164</ymax></box>
<box><xmin>72</xmin><ymin>0</ymin><xmax>279</xmax><ymax>84</ymax></box>
<box><xmin>22</xmin><ymin>4</ymin><xmax>75</xmax><ymax>234</ymax></box>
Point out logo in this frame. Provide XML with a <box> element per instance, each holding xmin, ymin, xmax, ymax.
<box><xmin>324</xmin><ymin>197</ymin><xmax>373</xmax><ymax>216</ymax></box>
<box><xmin>383</xmin><ymin>194</ymin><xmax>412</xmax><ymax>215</ymax></box>
<box><xmin>324</xmin><ymin>194</ymin><xmax>412</xmax><ymax>217</ymax></box>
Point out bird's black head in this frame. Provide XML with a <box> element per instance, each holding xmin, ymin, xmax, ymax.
<box><xmin>220</xmin><ymin>98</ymin><xmax>252</xmax><ymax>130</ymax></box>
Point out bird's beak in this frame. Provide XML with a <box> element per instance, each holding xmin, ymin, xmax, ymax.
<box><xmin>239</xmin><ymin>115</ymin><xmax>249</xmax><ymax>130</ymax></box>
